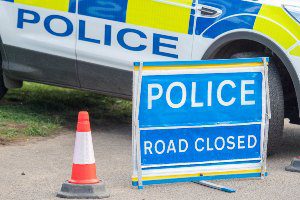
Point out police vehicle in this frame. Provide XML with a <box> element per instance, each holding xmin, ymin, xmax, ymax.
<box><xmin>0</xmin><ymin>0</ymin><xmax>299</xmax><ymax>152</ymax></box>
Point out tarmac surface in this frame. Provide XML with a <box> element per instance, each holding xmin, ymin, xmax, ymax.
<box><xmin>1</xmin><ymin>120</ymin><xmax>300</xmax><ymax>200</ymax></box>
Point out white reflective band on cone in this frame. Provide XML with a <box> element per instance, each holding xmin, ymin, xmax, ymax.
<box><xmin>73</xmin><ymin>131</ymin><xmax>96</xmax><ymax>164</ymax></box>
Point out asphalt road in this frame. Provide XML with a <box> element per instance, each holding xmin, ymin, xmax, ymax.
<box><xmin>1</xmin><ymin>120</ymin><xmax>300</xmax><ymax>200</ymax></box>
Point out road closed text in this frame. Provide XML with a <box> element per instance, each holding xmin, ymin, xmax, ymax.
<box><xmin>144</xmin><ymin>134</ymin><xmax>258</xmax><ymax>155</ymax></box>
<box><xmin>140</xmin><ymin>124</ymin><xmax>261</xmax><ymax>165</ymax></box>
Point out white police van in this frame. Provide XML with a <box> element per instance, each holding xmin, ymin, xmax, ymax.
<box><xmin>0</xmin><ymin>0</ymin><xmax>300</xmax><ymax>152</ymax></box>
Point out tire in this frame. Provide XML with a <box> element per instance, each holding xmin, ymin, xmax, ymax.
<box><xmin>0</xmin><ymin>70</ymin><xmax>7</xmax><ymax>100</ymax></box>
<box><xmin>229</xmin><ymin>52</ymin><xmax>284</xmax><ymax>154</ymax></box>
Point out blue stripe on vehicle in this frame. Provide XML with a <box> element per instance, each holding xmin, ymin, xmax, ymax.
<box><xmin>188</xmin><ymin>0</ymin><xmax>197</xmax><ymax>35</ymax></box>
<box><xmin>78</xmin><ymin>0</ymin><xmax>128</xmax><ymax>22</ymax></box>
<box><xmin>202</xmin><ymin>15</ymin><xmax>258</xmax><ymax>38</ymax></box>
<box><xmin>69</xmin><ymin>0</ymin><xmax>76</xmax><ymax>13</ymax></box>
<box><xmin>196</xmin><ymin>0</ymin><xmax>262</xmax><ymax>37</ymax></box>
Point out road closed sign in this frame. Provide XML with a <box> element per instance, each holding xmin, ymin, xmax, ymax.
<box><xmin>132</xmin><ymin>58</ymin><xmax>270</xmax><ymax>188</ymax></box>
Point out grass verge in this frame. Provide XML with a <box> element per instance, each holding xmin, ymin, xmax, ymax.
<box><xmin>0</xmin><ymin>82</ymin><xmax>132</xmax><ymax>144</ymax></box>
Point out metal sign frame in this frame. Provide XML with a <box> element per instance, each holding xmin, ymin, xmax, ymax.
<box><xmin>132</xmin><ymin>58</ymin><xmax>270</xmax><ymax>189</ymax></box>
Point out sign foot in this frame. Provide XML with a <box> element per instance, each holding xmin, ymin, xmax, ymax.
<box><xmin>193</xmin><ymin>181</ymin><xmax>236</xmax><ymax>193</ymax></box>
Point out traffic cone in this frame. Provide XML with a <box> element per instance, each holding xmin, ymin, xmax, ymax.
<box><xmin>57</xmin><ymin>111</ymin><xmax>109</xmax><ymax>199</ymax></box>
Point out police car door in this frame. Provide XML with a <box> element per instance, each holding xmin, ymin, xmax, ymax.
<box><xmin>76</xmin><ymin>0</ymin><xmax>196</xmax><ymax>96</ymax></box>
<box><xmin>0</xmin><ymin>0</ymin><xmax>78</xmax><ymax>86</ymax></box>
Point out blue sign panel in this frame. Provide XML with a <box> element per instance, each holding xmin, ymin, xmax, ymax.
<box><xmin>139</xmin><ymin>72</ymin><xmax>263</xmax><ymax>128</ymax></box>
<box><xmin>141</xmin><ymin>124</ymin><xmax>261</xmax><ymax>166</ymax></box>
<box><xmin>132</xmin><ymin>58</ymin><xmax>268</xmax><ymax>188</ymax></box>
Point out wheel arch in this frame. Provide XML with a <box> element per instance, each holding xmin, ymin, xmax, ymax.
<box><xmin>202</xmin><ymin>31</ymin><xmax>300</xmax><ymax>122</ymax></box>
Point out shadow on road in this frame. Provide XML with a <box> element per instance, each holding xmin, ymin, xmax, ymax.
<box><xmin>276</xmin><ymin>121</ymin><xmax>300</xmax><ymax>157</ymax></box>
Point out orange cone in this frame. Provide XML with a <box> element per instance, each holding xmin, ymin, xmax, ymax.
<box><xmin>69</xmin><ymin>111</ymin><xmax>99</xmax><ymax>184</ymax></box>
<box><xmin>57</xmin><ymin>111</ymin><xmax>109</xmax><ymax>199</ymax></box>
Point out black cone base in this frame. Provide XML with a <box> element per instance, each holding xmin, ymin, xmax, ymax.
<box><xmin>285</xmin><ymin>157</ymin><xmax>300</xmax><ymax>173</ymax></box>
<box><xmin>57</xmin><ymin>181</ymin><xmax>109</xmax><ymax>199</ymax></box>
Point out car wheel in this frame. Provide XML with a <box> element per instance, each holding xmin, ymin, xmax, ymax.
<box><xmin>230</xmin><ymin>52</ymin><xmax>284</xmax><ymax>155</ymax></box>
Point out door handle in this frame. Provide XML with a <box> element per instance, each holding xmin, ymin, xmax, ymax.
<box><xmin>197</xmin><ymin>5</ymin><xmax>222</xmax><ymax>18</ymax></box>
